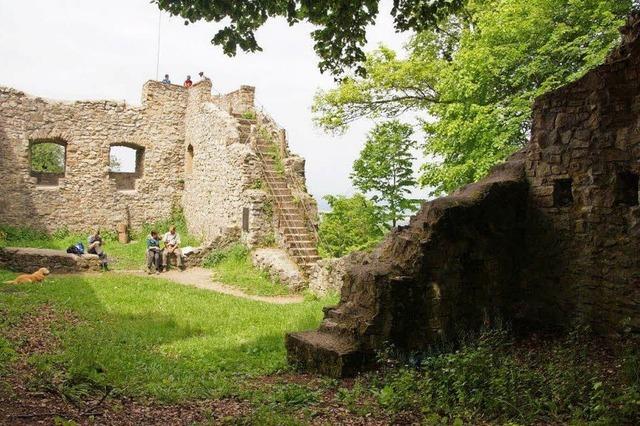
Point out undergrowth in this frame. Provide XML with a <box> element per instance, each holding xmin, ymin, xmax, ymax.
<box><xmin>361</xmin><ymin>328</ymin><xmax>640</xmax><ymax>425</ymax></box>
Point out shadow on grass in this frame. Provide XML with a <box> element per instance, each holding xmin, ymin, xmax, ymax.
<box><xmin>0</xmin><ymin>269</ymin><xmax>326</xmax><ymax>402</ymax></box>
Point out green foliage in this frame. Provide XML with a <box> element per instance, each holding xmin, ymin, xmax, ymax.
<box><xmin>153</xmin><ymin>0</ymin><xmax>465</xmax><ymax>76</ymax></box>
<box><xmin>204</xmin><ymin>244</ymin><xmax>290</xmax><ymax>296</ymax></box>
<box><xmin>241</xmin><ymin>110</ymin><xmax>257</xmax><ymax>120</ymax></box>
<box><xmin>314</xmin><ymin>0</ymin><xmax>632</xmax><ymax>194</ymax></box>
<box><xmin>268</xmin><ymin>383</ymin><xmax>321</xmax><ymax>408</ymax></box>
<box><xmin>249</xmin><ymin>179</ymin><xmax>264</xmax><ymax>190</ymax></box>
<box><xmin>0</xmin><ymin>269</ymin><xmax>336</xmax><ymax>402</ymax></box>
<box><xmin>366</xmin><ymin>329</ymin><xmax>640</xmax><ymax>424</ymax></box>
<box><xmin>30</xmin><ymin>141</ymin><xmax>65</xmax><ymax>173</ymax></box>
<box><xmin>351</xmin><ymin>120</ymin><xmax>420</xmax><ymax>227</ymax></box>
<box><xmin>318</xmin><ymin>194</ymin><xmax>385</xmax><ymax>258</ymax></box>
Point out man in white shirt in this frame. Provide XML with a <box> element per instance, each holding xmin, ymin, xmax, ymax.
<box><xmin>162</xmin><ymin>225</ymin><xmax>183</xmax><ymax>270</ymax></box>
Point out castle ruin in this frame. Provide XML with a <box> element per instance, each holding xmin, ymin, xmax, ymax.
<box><xmin>0</xmin><ymin>79</ymin><xmax>320</xmax><ymax>273</ymax></box>
<box><xmin>287</xmin><ymin>15</ymin><xmax>640</xmax><ymax>376</ymax></box>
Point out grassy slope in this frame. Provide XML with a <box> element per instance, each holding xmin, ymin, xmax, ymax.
<box><xmin>0</xmin><ymin>270</ymin><xmax>335</xmax><ymax>402</ymax></box>
<box><xmin>206</xmin><ymin>245</ymin><xmax>292</xmax><ymax>296</ymax></box>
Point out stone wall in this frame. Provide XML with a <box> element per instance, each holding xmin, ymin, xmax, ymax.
<box><xmin>308</xmin><ymin>257</ymin><xmax>351</xmax><ymax>296</ymax></box>
<box><xmin>520</xmin><ymin>15</ymin><xmax>640</xmax><ymax>332</ymax></box>
<box><xmin>0</xmin><ymin>247</ymin><xmax>101</xmax><ymax>273</ymax></box>
<box><xmin>212</xmin><ymin>85</ymin><xmax>255</xmax><ymax>115</ymax></box>
<box><xmin>0</xmin><ymin>81</ymin><xmax>187</xmax><ymax>232</ymax></box>
<box><xmin>0</xmin><ymin>79</ymin><xmax>316</xmax><ymax>259</ymax></box>
<box><xmin>287</xmin><ymin>14</ymin><xmax>640</xmax><ymax>376</ymax></box>
<box><xmin>181</xmin><ymin>81</ymin><xmax>258</xmax><ymax>242</ymax></box>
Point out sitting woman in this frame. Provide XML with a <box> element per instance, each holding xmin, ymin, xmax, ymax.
<box><xmin>88</xmin><ymin>229</ymin><xmax>109</xmax><ymax>271</ymax></box>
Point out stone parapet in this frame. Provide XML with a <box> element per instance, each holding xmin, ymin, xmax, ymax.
<box><xmin>0</xmin><ymin>247</ymin><xmax>101</xmax><ymax>273</ymax></box>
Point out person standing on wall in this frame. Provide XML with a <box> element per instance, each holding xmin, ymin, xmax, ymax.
<box><xmin>162</xmin><ymin>225</ymin><xmax>183</xmax><ymax>271</ymax></box>
<box><xmin>184</xmin><ymin>75</ymin><xmax>193</xmax><ymax>88</ymax></box>
<box><xmin>162</xmin><ymin>74</ymin><xmax>171</xmax><ymax>84</ymax></box>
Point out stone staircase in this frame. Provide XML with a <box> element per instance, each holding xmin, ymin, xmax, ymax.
<box><xmin>232</xmin><ymin>113</ymin><xmax>320</xmax><ymax>274</ymax></box>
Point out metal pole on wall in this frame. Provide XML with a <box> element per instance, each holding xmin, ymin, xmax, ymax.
<box><xmin>155</xmin><ymin>10</ymin><xmax>161</xmax><ymax>80</ymax></box>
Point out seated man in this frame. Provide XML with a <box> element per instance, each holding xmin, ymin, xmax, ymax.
<box><xmin>88</xmin><ymin>229</ymin><xmax>108</xmax><ymax>271</ymax></box>
<box><xmin>162</xmin><ymin>225</ymin><xmax>183</xmax><ymax>270</ymax></box>
<box><xmin>146</xmin><ymin>230</ymin><xmax>162</xmax><ymax>274</ymax></box>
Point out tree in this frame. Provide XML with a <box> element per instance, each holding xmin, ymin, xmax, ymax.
<box><xmin>314</xmin><ymin>0</ymin><xmax>632</xmax><ymax>194</ymax></box>
<box><xmin>351</xmin><ymin>121</ymin><xmax>419</xmax><ymax>227</ymax></box>
<box><xmin>109</xmin><ymin>154</ymin><xmax>122</xmax><ymax>172</ymax></box>
<box><xmin>153</xmin><ymin>0</ymin><xmax>466</xmax><ymax>76</ymax></box>
<box><xmin>30</xmin><ymin>143</ymin><xmax>65</xmax><ymax>173</ymax></box>
<box><xmin>318</xmin><ymin>194</ymin><xmax>385</xmax><ymax>258</ymax></box>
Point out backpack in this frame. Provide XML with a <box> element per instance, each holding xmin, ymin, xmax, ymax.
<box><xmin>66</xmin><ymin>242</ymin><xmax>85</xmax><ymax>255</ymax></box>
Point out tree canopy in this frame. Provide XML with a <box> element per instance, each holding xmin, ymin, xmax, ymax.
<box><xmin>351</xmin><ymin>120</ymin><xmax>419</xmax><ymax>227</ymax></box>
<box><xmin>30</xmin><ymin>142</ymin><xmax>65</xmax><ymax>173</ymax></box>
<box><xmin>153</xmin><ymin>0</ymin><xmax>466</xmax><ymax>76</ymax></box>
<box><xmin>314</xmin><ymin>0</ymin><xmax>632</xmax><ymax>194</ymax></box>
<box><xmin>318</xmin><ymin>194</ymin><xmax>385</xmax><ymax>258</ymax></box>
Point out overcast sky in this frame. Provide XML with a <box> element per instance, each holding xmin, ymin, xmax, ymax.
<box><xmin>0</xmin><ymin>0</ymin><xmax>428</xmax><ymax>209</ymax></box>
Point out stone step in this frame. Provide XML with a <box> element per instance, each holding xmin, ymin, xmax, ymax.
<box><xmin>289</xmin><ymin>246</ymin><xmax>318</xmax><ymax>253</ymax></box>
<box><xmin>284</xmin><ymin>239</ymin><xmax>316</xmax><ymax>245</ymax></box>
<box><xmin>285</xmin><ymin>331</ymin><xmax>370</xmax><ymax>377</ymax></box>
<box><xmin>285</xmin><ymin>234</ymin><xmax>317</xmax><ymax>242</ymax></box>
<box><xmin>319</xmin><ymin>319</ymin><xmax>356</xmax><ymax>337</ymax></box>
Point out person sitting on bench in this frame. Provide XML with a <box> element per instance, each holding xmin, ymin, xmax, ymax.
<box><xmin>162</xmin><ymin>225</ymin><xmax>183</xmax><ymax>271</ymax></box>
<box><xmin>146</xmin><ymin>230</ymin><xmax>162</xmax><ymax>274</ymax></box>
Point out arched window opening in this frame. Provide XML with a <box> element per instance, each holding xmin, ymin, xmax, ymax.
<box><xmin>109</xmin><ymin>143</ymin><xmax>144</xmax><ymax>191</ymax></box>
<box><xmin>186</xmin><ymin>144</ymin><xmax>194</xmax><ymax>175</ymax></box>
<box><xmin>29</xmin><ymin>138</ymin><xmax>67</xmax><ymax>186</ymax></box>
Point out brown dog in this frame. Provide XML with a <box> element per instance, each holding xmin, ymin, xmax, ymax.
<box><xmin>3</xmin><ymin>267</ymin><xmax>50</xmax><ymax>284</ymax></box>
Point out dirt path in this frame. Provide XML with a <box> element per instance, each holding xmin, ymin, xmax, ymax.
<box><xmin>112</xmin><ymin>267</ymin><xmax>305</xmax><ymax>304</ymax></box>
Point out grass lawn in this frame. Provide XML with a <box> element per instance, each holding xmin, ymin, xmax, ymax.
<box><xmin>0</xmin><ymin>269</ymin><xmax>336</xmax><ymax>403</ymax></box>
<box><xmin>205</xmin><ymin>244</ymin><xmax>292</xmax><ymax>296</ymax></box>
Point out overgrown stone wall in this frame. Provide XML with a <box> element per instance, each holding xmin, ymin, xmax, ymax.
<box><xmin>520</xmin><ymin>16</ymin><xmax>640</xmax><ymax>332</ymax></box>
<box><xmin>287</xmin><ymin>14</ymin><xmax>640</xmax><ymax>377</ymax></box>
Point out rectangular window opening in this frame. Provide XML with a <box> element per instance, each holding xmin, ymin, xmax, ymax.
<box><xmin>615</xmin><ymin>171</ymin><xmax>639</xmax><ymax>206</ymax></box>
<box><xmin>553</xmin><ymin>178</ymin><xmax>573</xmax><ymax>207</ymax></box>
<box><xmin>242</xmin><ymin>207</ymin><xmax>250</xmax><ymax>232</ymax></box>
<box><xmin>29</xmin><ymin>138</ymin><xmax>67</xmax><ymax>186</ymax></box>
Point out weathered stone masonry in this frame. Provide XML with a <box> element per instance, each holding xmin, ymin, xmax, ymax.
<box><xmin>0</xmin><ymin>79</ymin><xmax>319</xmax><ymax>271</ymax></box>
<box><xmin>287</xmin><ymin>15</ymin><xmax>640</xmax><ymax>376</ymax></box>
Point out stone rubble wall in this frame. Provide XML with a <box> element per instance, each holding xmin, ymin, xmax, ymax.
<box><xmin>520</xmin><ymin>15</ymin><xmax>640</xmax><ymax>332</ymax></box>
<box><xmin>0</xmin><ymin>247</ymin><xmax>102</xmax><ymax>273</ymax></box>
<box><xmin>181</xmin><ymin>81</ymin><xmax>254</xmax><ymax>242</ymax></box>
<box><xmin>211</xmin><ymin>85</ymin><xmax>256</xmax><ymax>115</ymax></box>
<box><xmin>0</xmin><ymin>79</ymin><xmax>317</xmax><ymax>263</ymax></box>
<box><xmin>308</xmin><ymin>257</ymin><xmax>350</xmax><ymax>296</ymax></box>
<box><xmin>0</xmin><ymin>81</ymin><xmax>188</xmax><ymax>233</ymax></box>
<box><xmin>251</xmin><ymin>248</ymin><xmax>306</xmax><ymax>291</ymax></box>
